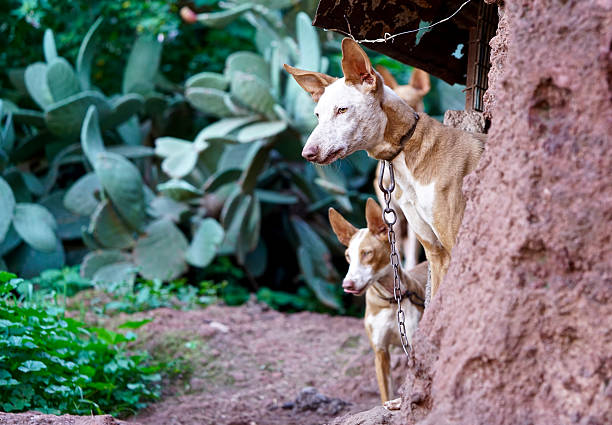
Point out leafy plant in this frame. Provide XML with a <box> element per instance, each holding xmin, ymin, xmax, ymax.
<box><xmin>86</xmin><ymin>277</ymin><xmax>227</xmax><ymax>315</ymax></box>
<box><xmin>0</xmin><ymin>0</ymin><xmax>256</xmax><ymax>94</ymax></box>
<box><xmin>153</xmin><ymin>9</ymin><xmax>377</xmax><ymax>310</ymax></box>
<box><xmin>0</xmin><ymin>21</ymin><xmax>174</xmax><ymax>278</ymax></box>
<box><xmin>0</xmin><ymin>271</ymin><xmax>161</xmax><ymax>416</ymax></box>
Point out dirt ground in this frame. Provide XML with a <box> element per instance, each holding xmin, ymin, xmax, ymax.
<box><xmin>1</xmin><ymin>300</ymin><xmax>407</xmax><ymax>425</ymax></box>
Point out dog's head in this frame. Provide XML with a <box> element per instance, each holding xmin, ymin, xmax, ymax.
<box><xmin>329</xmin><ymin>198</ymin><xmax>390</xmax><ymax>295</ymax></box>
<box><xmin>284</xmin><ymin>38</ymin><xmax>391</xmax><ymax>165</ymax></box>
<box><xmin>375</xmin><ymin>66</ymin><xmax>430</xmax><ymax>112</ymax></box>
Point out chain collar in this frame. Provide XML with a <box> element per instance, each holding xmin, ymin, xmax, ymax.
<box><xmin>384</xmin><ymin>288</ymin><xmax>425</xmax><ymax>308</ymax></box>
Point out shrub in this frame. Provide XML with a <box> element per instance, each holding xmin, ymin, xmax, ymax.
<box><xmin>0</xmin><ymin>0</ymin><xmax>255</xmax><ymax>94</ymax></box>
<box><xmin>0</xmin><ymin>271</ymin><xmax>161</xmax><ymax>416</ymax></box>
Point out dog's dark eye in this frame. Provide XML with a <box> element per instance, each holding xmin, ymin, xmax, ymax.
<box><xmin>362</xmin><ymin>250</ymin><xmax>372</xmax><ymax>259</ymax></box>
<box><xmin>315</xmin><ymin>112</ymin><xmax>319</xmax><ymax>118</ymax></box>
<box><xmin>337</xmin><ymin>107</ymin><xmax>348</xmax><ymax>114</ymax></box>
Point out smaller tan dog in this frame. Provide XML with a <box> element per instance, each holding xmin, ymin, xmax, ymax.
<box><xmin>329</xmin><ymin>198</ymin><xmax>427</xmax><ymax>405</ymax></box>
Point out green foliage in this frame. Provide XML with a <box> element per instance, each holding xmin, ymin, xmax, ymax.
<box><xmin>256</xmin><ymin>286</ymin><xmax>336</xmax><ymax>313</ymax></box>
<box><xmin>1</xmin><ymin>0</ymin><xmax>465</xmax><ymax>316</ymax></box>
<box><xmin>0</xmin><ymin>22</ymin><xmax>169</xmax><ymax>278</ymax></box>
<box><xmin>0</xmin><ymin>0</ymin><xmax>256</xmax><ymax>94</ymax></box>
<box><xmin>87</xmin><ymin>277</ymin><xmax>227</xmax><ymax>315</ymax></box>
<box><xmin>152</xmin><ymin>9</ymin><xmax>378</xmax><ymax>310</ymax></box>
<box><xmin>0</xmin><ymin>271</ymin><xmax>161</xmax><ymax>416</ymax></box>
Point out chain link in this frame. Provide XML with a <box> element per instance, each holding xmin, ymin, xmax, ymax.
<box><xmin>378</xmin><ymin>160</ymin><xmax>411</xmax><ymax>356</ymax></box>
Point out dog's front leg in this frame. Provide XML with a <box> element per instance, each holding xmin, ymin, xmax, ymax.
<box><xmin>423</xmin><ymin>245</ymin><xmax>451</xmax><ymax>301</ymax></box>
<box><xmin>374</xmin><ymin>348</ymin><xmax>393</xmax><ymax>404</ymax></box>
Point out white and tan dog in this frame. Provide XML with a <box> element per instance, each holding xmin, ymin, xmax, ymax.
<box><xmin>374</xmin><ymin>66</ymin><xmax>431</xmax><ymax>270</ymax></box>
<box><xmin>330</xmin><ymin>198</ymin><xmax>427</xmax><ymax>405</ymax></box>
<box><xmin>284</xmin><ymin>38</ymin><xmax>485</xmax><ymax>302</ymax></box>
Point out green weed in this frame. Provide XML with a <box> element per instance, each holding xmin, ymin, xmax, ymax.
<box><xmin>0</xmin><ymin>271</ymin><xmax>161</xmax><ymax>416</ymax></box>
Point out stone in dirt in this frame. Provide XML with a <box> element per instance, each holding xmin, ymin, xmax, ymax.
<box><xmin>292</xmin><ymin>387</ymin><xmax>350</xmax><ymax>416</ymax></box>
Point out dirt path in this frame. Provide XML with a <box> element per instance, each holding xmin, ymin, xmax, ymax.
<box><xmin>2</xmin><ymin>302</ymin><xmax>408</xmax><ymax>425</ymax></box>
<box><xmin>132</xmin><ymin>302</ymin><xmax>407</xmax><ymax>425</ymax></box>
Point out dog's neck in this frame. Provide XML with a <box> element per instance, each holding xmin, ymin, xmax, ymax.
<box><xmin>367</xmin><ymin>86</ymin><xmax>420</xmax><ymax>162</ymax></box>
<box><xmin>369</xmin><ymin>265</ymin><xmax>425</xmax><ymax>308</ymax></box>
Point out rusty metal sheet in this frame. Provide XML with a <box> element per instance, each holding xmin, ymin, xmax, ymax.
<box><xmin>313</xmin><ymin>0</ymin><xmax>483</xmax><ymax>85</ymax></box>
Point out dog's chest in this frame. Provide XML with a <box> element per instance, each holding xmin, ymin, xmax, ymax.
<box><xmin>392</xmin><ymin>154</ymin><xmax>437</xmax><ymax>235</ymax></box>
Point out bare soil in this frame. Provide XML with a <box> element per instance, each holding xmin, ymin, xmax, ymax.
<box><xmin>2</xmin><ymin>300</ymin><xmax>407</xmax><ymax>425</ymax></box>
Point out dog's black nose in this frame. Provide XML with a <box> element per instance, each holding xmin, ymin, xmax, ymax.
<box><xmin>302</xmin><ymin>145</ymin><xmax>319</xmax><ymax>161</ymax></box>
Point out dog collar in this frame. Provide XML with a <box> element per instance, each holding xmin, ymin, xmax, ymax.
<box><xmin>385</xmin><ymin>288</ymin><xmax>425</xmax><ymax>308</ymax></box>
<box><xmin>382</xmin><ymin>112</ymin><xmax>420</xmax><ymax>161</ymax></box>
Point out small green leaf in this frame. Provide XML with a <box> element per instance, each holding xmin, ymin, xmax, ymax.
<box><xmin>89</xmin><ymin>200</ymin><xmax>135</xmax><ymax>249</ymax></box>
<box><xmin>203</xmin><ymin>168</ymin><xmax>242</xmax><ymax>192</ymax></box>
<box><xmin>157</xmin><ymin>179</ymin><xmax>202</xmax><ymax>201</ymax></box>
<box><xmin>195</xmin><ymin>116</ymin><xmax>258</xmax><ymax>140</ymax></box>
<box><xmin>18</xmin><ymin>360</ymin><xmax>47</xmax><ymax>373</ymax></box>
<box><xmin>92</xmin><ymin>261</ymin><xmax>136</xmax><ymax>284</ymax></box>
<box><xmin>296</xmin><ymin>12</ymin><xmax>322</xmax><ymax>72</ymax></box>
<box><xmin>0</xmin><ymin>177</ymin><xmax>15</xmax><ymax>242</ymax></box>
<box><xmin>186</xmin><ymin>87</ymin><xmax>235</xmax><ymax>118</ymax></box>
<box><xmin>118</xmin><ymin>318</ymin><xmax>153</xmax><ymax>329</ymax></box>
<box><xmin>255</xmin><ymin>189</ymin><xmax>298</xmax><ymax>204</ymax></box>
<box><xmin>103</xmin><ymin>93</ymin><xmax>144</xmax><ymax>128</ymax></box>
<box><xmin>43</xmin><ymin>29</ymin><xmax>58</xmax><ymax>62</ymax></box>
<box><xmin>80</xmin><ymin>250</ymin><xmax>130</xmax><ymax>279</ymax></box>
<box><xmin>46</xmin><ymin>91</ymin><xmax>111</xmax><ymax>138</ymax></box>
<box><xmin>195</xmin><ymin>4</ymin><xmax>253</xmax><ymax>28</ymax></box>
<box><xmin>230</xmin><ymin>71</ymin><xmax>277</xmax><ymax>119</ymax></box>
<box><xmin>226</xmin><ymin>51</ymin><xmax>270</xmax><ymax>85</ymax></box>
<box><xmin>236</xmin><ymin>120</ymin><xmax>287</xmax><ymax>143</ymax></box>
<box><xmin>149</xmin><ymin>196</ymin><xmax>188</xmax><ymax>222</ymax></box>
<box><xmin>134</xmin><ymin>219</ymin><xmax>188</xmax><ymax>280</ymax></box>
<box><xmin>185</xmin><ymin>72</ymin><xmax>229</xmax><ymax>90</ymax></box>
<box><xmin>40</xmin><ymin>190</ymin><xmax>88</xmax><ymax>240</ymax></box>
<box><xmin>63</xmin><ymin>173</ymin><xmax>100</xmax><ymax>216</ymax></box>
<box><xmin>24</xmin><ymin>62</ymin><xmax>53</xmax><ymax>110</ymax></box>
<box><xmin>161</xmin><ymin>149</ymin><xmax>199</xmax><ymax>179</ymax></box>
<box><xmin>76</xmin><ymin>17</ymin><xmax>103</xmax><ymax>89</ymax></box>
<box><xmin>46</xmin><ymin>57</ymin><xmax>81</xmax><ymax>102</ymax></box>
<box><xmin>12</xmin><ymin>203</ymin><xmax>58</xmax><ymax>252</ymax></box>
<box><xmin>94</xmin><ymin>152</ymin><xmax>145</xmax><ymax>231</ymax></box>
<box><xmin>155</xmin><ymin>136</ymin><xmax>193</xmax><ymax>158</ymax></box>
<box><xmin>123</xmin><ymin>36</ymin><xmax>162</xmax><ymax>94</ymax></box>
<box><xmin>240</xmin><ymin>141</ymin><xmax>269</xmax><ymax>193</ymax></box>
<box><xmin>185</xmin><ymin>218</ymin><xmax>225</xmax><ymax>268</ymax></box>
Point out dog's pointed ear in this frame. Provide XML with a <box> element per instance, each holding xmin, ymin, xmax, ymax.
<box><xmin>365</xmin><ymin>198</ymin><xmax>387</xmax><ymax>237</ymax></box>
<box><xmin>409</xmin><ymin>69</ymin><xmax>431</xmax><ymax>96</ymax></box>
<box><xmin>329</xmin><ymin>207</ymin><xmax>357</xmax><ymax>246</ymax></box>
<box><xmin>341</xmin><ymin>38</ymin><xmax>376</xmax><ymax>88</ymax></box>
<box><xmin>284</xmin><ymin>64</ymin><xmax>336</xmax><ymax>102</ymax></box>
<box><xmin>375</xmin><ymin>65</ymin><xmax>398</xmax><ymax>89</ymax></box>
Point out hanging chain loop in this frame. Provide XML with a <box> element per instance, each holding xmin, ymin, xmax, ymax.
<box><xmin>378</xmin><ymin>160</ymin><xmax>411</xmax><ymax>356</ymax></box>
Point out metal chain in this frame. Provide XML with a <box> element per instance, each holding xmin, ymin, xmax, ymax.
<box><xmin>378</xmin><ymin>160</ymin><xmax>410</xmax><ymax>356</ymax></box>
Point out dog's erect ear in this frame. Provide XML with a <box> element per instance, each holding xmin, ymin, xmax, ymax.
<box><xmin>329</xmin><ymin>208</ymin><xmax>357</xmax><ymax>246</ymax></box>
<box><xmin>365</xmin><ymin>198</ymin><xmax>387</xmax><ymax>237</ymax></box>
<box><xmin>375</xmin><ymin>65</ymin><xmax>398</xmax><ymax>89</ymax></box>
<box><xmin>341</xmin><ymin>38</ymin><xmax>376</xmax><ymax>88</ymax></box>
<box><xmin>283</xmin><ymin>64</ymin><xmax>336</xmax><ymax>102</ymax></box>
<box><xmin>409</xmin><ymin>69</ymin><xmax>431</xmax><ymax>95</ymax></box>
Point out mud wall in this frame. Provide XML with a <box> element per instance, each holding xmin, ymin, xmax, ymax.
<box><xmin>399</xmin><ymin>1</ymin><xmax>612</xmax><ymax>424</ymax></box>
